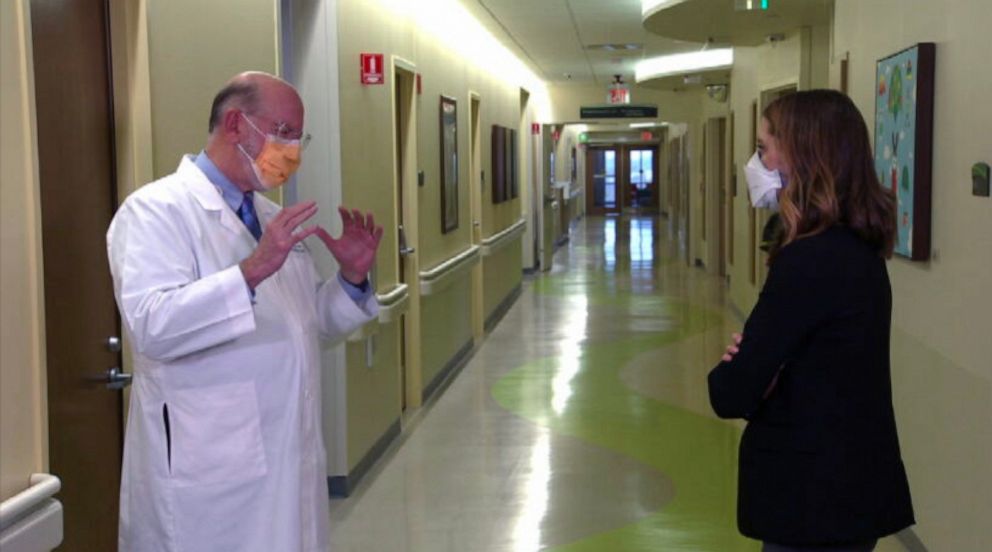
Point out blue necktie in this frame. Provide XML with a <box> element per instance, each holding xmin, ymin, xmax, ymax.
<box><xmin>238</xmin><ymin>192</ymin><xmax>262</xmax><ymax>240</ymax></box>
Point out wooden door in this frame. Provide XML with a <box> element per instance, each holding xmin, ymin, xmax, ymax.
<box><xmin>31</xmin><ymin>0</ymin><xmax>125</xmax><ymax>548</ymax></box>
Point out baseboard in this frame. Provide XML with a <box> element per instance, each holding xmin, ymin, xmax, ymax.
<box><xmin>327</xmin><ymin>417</ymin><xmax>401</xmax><ymax>498</ymax></box>
<box><xmin>422</xmin><ymin>339</ymin><xmax>474</xmax><ymax>404</ymax></box>
<box><xmin>896</xmin><ymin>528</ymin><xmax>929</xmax><ymax>552</ymax></box>
<box><xmin>484</xmin><ymin>284</ymin><xmax>522</xmax><ymax>333</ymax></box>
<box><xmin>727</xmin><ymin>300</ymin><xmax>748</xmax><ymax>324</ymax></box>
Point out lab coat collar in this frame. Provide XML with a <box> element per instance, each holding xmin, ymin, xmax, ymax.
<box><xmin>176</xmin><ymin>155</ymin><xmax>250</xmax><ymax>237</ymax></box>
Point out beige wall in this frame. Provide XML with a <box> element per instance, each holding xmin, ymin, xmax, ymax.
<box><xmin>833</xmin><ymin>1</ymin><xmax>992</xmax><ymax>548</ymax></box>
<box><xmin>336</xmin><ymin>0</ymin><xmax>544</xmax><ymax>465</ymax></box>
<box><xmin>0</xmin><ymin>0</ymin><xmax>49</xmax><ymax>501</ymax></box>
<box><xmin>726</xmin><ymin>30</ymin><xmax>807</xmax><ymax>311</ymax></box>
<box><xmin>145</xmin><ymin>0</ymin><xmax>279</xmax><ymax>179</ymax></box>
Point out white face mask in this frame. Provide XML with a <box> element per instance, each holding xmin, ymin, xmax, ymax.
<box><xmin>744</xmin><ymin>151</ymin><xmax>783</xmax><ymax>210</ymax></box>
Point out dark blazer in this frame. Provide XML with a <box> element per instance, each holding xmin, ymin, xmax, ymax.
<box><xmin>708</xmin><ymin>226</ymin><xmax>914</xmax><ymax>546</ymax></box>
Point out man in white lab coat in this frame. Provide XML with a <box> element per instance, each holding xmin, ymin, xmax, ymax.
<box><xmin>107</xmin><ymin>72</ymin><xmax>382</xmax><ymax>552</ymax></box>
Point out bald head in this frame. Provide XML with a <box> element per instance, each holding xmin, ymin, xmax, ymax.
<box><xmin>207</xmin><ymin>72</ymin><xmax>302</xmax><ymax>134</ymax></box>
<box><xmin>203</xmin><ymin>72</ymin><xmax>306</xmax><ymax>193</ymax></box>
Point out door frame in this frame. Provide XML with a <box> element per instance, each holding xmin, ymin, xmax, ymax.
<box><xmin>624</xmin><ymin>144</ymin><xmax>661</xmax><ymax>213</ymax></box>
<box><xmin>585</xmin><ymin>145</ymin><xmax>622</xmax><ymax>216</ymax></box>
<box><xmin>468</xmin><ymin>91</ymin><xmax>483</xmax><ymax>344</ymax></box>
<box><xmin>391</xmin><ymin>57</ymin><xmax>422</xmax><ymax>410</ymax></box>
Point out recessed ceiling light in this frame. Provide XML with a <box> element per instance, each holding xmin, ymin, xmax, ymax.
<box><xmin>635</xmin><ymin>48</ymin><xmax>734</xmax><ymax>82</ymax></box>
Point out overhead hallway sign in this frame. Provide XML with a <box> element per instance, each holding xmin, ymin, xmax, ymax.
<box><xmin>580</xmin><ymin>104</ymin><xmax>658</xmax><ymax>119</ymax></box>
<box><xmin>360</xmin><ymin>53</ymin><xmax>384</xmax><ymax>85</ymax></box>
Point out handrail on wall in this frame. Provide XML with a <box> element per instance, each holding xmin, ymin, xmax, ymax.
<box><xmin>419</xmin><ymin>245</ymin><xmax>480</xmax><ymax>282</ymax></box>
<box><xmin>419</xmin><ymin>245</ymin><xmax>480</xmax><ymax>296</ymax></box>
<box><xmin>376</xmin><ymin>283</ymin><xmax>408</xmax><ymax>307</ymax></box>
<box><xmin>0</xmin><ymin>473</ymin><xmax>60</xmax><ymax>531</ymax></box>
<box><xmin>480</xmin><ymin>219</ymin><xmax>526</xmax><ymax>257</ymax></box>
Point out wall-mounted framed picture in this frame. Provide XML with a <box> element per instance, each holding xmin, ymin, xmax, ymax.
<box><xmin>873</xmin><ymin>42</ymin><xmax>935</xmax><ymax>260</ymax></box>
<box><xmin>491</xmin><ymin>125</ymin><xmax>505</xmax><ymax>203</ymax></box>
<box><xmin>507</xmin><ymin>128</ymin><xmax>518</xmax><ymax>199</ymax></box>
<box><xmin>439</xmin><ymin>95</ymin><xmax>458</xmax><ymax>233</ymax></box>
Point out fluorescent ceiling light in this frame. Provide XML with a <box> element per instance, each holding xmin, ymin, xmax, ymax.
<box><xmin>641</xmin><ymin>0</ymin><xmax>691</xmax><ymax>17</ymax></box>
<box><xmin>635</xmin><ymin>49</ymin><xmax>734</xmax><ymax>82</ymax></box>
<box><xmin>629</xmin><ymin>122</ymin><xmax>668</xmax><ymax>128</ymax></box>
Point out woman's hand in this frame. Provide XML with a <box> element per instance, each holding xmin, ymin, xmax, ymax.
<box><xmin>721</xmin><ymin>333</ymin><xmax>743</xmax><ymax>362</ymax></box>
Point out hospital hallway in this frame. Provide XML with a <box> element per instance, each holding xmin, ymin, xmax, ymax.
<box><xmin>327</xmin><ymin>214</ymin><xmax>903</xmax><ymax>552</ymax></box>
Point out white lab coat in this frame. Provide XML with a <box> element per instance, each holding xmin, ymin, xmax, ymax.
<box><xmin>107</xmin><ymin>156</ymin><xmax>376</xmax><ymax>552</ymax></box>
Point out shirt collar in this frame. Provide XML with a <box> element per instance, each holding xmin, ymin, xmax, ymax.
<box><xmin>194</xmin><ymin>150</ymin><xmax>249</xmax><ymax>212</ymax></box>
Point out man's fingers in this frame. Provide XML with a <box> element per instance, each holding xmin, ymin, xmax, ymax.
<box><xmin>277</xmin><ymin>201</ymin><xmax>317</xmax><ymax>222</ymax></box>
<box><xmin>366</xmin><ymin>212</ymin><xmax>376</xmax><ymax>234</ymax></box>
<box><xmin>292</xmin><ymin>226</ymin><xmax>321</xmax><ymax>244</ymax></box>
<box><xmin>372</xmin><ymin>225</ymin><xmax>384</xmax><ymax>246</ymax></box>
<box><xmin>351</xmin><ymin>209</ymin><xmax>365</xmax><ymax>231</ymax></box>
<box><xmin>312</xmin><ymin>226</ymin><xmax>335</xmax><ymax>247</ymax></box>
<box><xmin>279</xmin><ymin>201</ymin><xmax>318</xmax><ymax>232</ymax></box>
<box><xmin>338</xmin><ymin>206</ymin><xmax>355</xmax><ymax>229</ymax></box>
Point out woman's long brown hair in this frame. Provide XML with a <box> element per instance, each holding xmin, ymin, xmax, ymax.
<box><xmin>764</xmin><ymin>90</ymin><xmax>896</xmax><ymax>258</ymax></box>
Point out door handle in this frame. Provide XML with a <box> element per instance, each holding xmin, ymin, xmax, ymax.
<box><xmin>106</xmin><ymin>367</ymin><xmax>132</xmax><ymax>390</ymax></box>
<box><xmin>398</xmin><ymin>225</ymin><xmax>415</xmax><ymax>257</ymax></box>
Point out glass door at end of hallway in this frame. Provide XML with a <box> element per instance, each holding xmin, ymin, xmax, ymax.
<box><xmin>627</xmin><ymin>147</ymin><xmax>658</xmax><ymax>212</ymax></box>
<box><xmin>586</xmin><ymin>147</ymin><xmax>620</xmax><ymax>215</ymax></box>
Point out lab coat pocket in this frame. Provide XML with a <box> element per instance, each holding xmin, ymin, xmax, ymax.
<box><xmin>168</xmin><ymin>381</ymin><xmax>268</xmax><ymax>487</ymax></box>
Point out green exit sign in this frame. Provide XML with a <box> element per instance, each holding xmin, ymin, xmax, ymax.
<box><xmin>579</xmin><ymin>133</ymin><xmax>588</xmax><ymax>143</ymax></box>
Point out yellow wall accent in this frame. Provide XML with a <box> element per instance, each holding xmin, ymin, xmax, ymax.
<box><xmin>0</xmin><ymin>0</ymin><xmax>50</xmax><ymax>501</ymax></box>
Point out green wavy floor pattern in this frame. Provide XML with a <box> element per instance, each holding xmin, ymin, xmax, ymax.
<box><xmin>492</xmin><ymin>272</ymin><xmax>760</xmax><ymax>551</ymax></box>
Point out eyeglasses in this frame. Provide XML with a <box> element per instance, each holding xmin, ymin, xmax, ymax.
<box><xmin>244</xmin><ymin>112</ymin><xmax>313</xmax><ymax>151</ymax></box>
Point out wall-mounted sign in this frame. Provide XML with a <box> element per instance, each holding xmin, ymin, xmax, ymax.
<box><xmin>608</xmin><ymin>87</ymin><xmax>630</xmax><ymax>105</ymax></box>
<box><xmin>578</xmin><ymin>132</ymin><xmax>588</xmax><ymax>143</ymax></box>
<box><xmin>360</xmin><ymin>53</ymin><xmax>384</xmax><ymax>85</ymax></box>
<box><xmin>531</xmin><ymin>123</ymin><xmax>541</xmax><ymax>135</ymax></box>
<box><xmin>640</xmin><ymin>131</ymin><xmax>653</xmax><ymax>141</ymax></box>
<box><xmin>580</xmin><ymin>104</ymin><xmax>658</xmax><ymax>119</ymax></box>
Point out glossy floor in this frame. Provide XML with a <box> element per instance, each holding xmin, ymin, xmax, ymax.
<box><xmin>328</xmin><ymin>215</ymin><xmax>905</xmax><ymax>552</ymax></box>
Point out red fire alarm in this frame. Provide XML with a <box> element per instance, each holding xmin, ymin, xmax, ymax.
<box><xmin>531</xmin><ymin>123</ymin><xmax>540</xmax><ymax>135</ymax></box>
<box><xmin>360</xmin><ymin>53</ymin><xmax>384</xmax><ymax>85</ymax></box>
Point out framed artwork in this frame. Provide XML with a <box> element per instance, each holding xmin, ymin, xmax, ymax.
<box><xmin>508</xmin><ymin>128</ymin><xmax>518</xmax><ymax>199</ymax></box>
<box><xmin>874</xmin><ymin>43</ymin><xmax>935</xmax><ymax>260</ymax></box>
<box><xmin>491</xmin><ymin>125</ymin><xmax>505</xmax><ymax>203</ymax></box>
<box><xmin>440</xmin><ymin>95</ymin><xmax>458</xmax><ymax>233</ymax></box>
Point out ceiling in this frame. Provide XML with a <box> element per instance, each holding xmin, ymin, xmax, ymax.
<box><xmin>643</xmin><ymin>0</ymin><xmax>833</xmax><ymax>47</ymax></box>
<box><xmin>467</xmin><ymin>0</ymin><xmax>832</xmax><ymax>90</ymax></box>
<box><xmin>470</xmin><ymin>0</ymin><xmax>706</xmax><ymax>87</ymax></box>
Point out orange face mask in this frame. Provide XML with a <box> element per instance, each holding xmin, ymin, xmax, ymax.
<box><xmin>239</xmin><ymin>114</ymin><xmax>302</xmax><ymax>190</ymax></box>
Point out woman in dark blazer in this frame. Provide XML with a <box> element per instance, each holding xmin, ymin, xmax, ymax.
<box><xmin>708</xmin><ymin>90</ymin><xmax>914</xmax><ymax>552</ymax></box>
